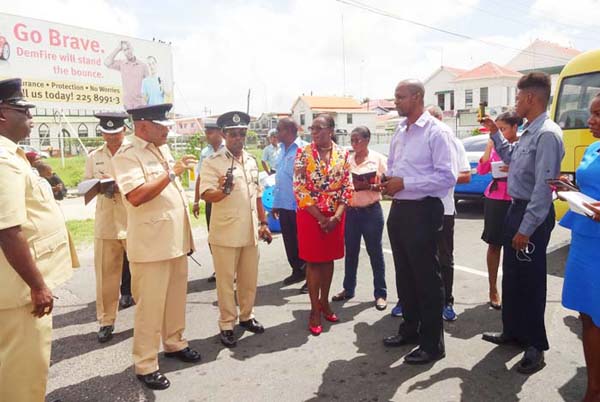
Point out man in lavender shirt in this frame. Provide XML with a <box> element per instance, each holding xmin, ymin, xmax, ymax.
<box><xmin>380</xmin><ymin>79</ymin><xmax>456</xmax><ymax>364</ymax></box>
<box><xmin>105</xmin><ymin>41</ymin><xmax>149</xmax><ymax>110</ymax></box>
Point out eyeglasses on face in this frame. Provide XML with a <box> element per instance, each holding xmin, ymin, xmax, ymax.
<box><xmin>0</xmin><ymin>106</ymin><xmax>32</xmax><ymax>117</ymax></box>
<box><xmin>350</xmin><ymin>138</ymin><xmax>366</xmax><ymax>144</ymax></box>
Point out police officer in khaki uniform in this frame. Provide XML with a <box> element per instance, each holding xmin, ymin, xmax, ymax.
<box><xmin>112</xmin><ymin>104</ymin><xmax>201</xmax><ymax>390</ymax></box>
<box><xmin>199</xmin><ymin>111</ymin><xmax>272</xmax><ymax>348</ymax></box>
<box><xmin>0</xmin><ymin>78</ymin><xmax>73</xmax><ymax>402</ymax></box>
<box><xmin>85</xmin><ymin>112</ymin><xmax>132</xmax><ymax>343</ymax></box>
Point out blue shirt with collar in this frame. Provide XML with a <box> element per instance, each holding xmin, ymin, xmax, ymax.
<box><xmin>491</xmin><ymin>112</ymin><xmax>565</xmax><ymax>236</ymax></box>
<box><xmin>196</xmin><ymin>141</ymin><xmax>224</xmax><ymax>176</ymax></box>
<box><xmin>273</xmin><ymin>136</ymin><xmax>307</xmax><ymax>211</ymax></box>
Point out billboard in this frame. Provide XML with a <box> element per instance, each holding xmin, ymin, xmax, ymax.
<box><xmin>0</xmin><ymin>12</ymin><xmax>173</xmax><ymax>112</ymax></box>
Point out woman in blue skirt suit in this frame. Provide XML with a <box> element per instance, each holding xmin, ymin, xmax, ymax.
<box><xmin>559</xmin><ymin>93</ymin><xmax>600</xmax><ymax>402</ymax></box>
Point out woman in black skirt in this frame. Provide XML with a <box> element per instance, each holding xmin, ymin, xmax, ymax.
<box><xmin>476</xmin><ymin>112</ymin><xmax>521</xmax><ymax>309</ymax></box>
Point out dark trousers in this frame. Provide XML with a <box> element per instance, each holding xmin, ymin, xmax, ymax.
<box><xmin>387</xmin><ymin>198</ymin><xmax>445</xmax><ymax>355</ymax></box>
<box><xmin>502</xmin><ymin>200</ymin><xmax>554</xmax><ymax>351</ymax></box>
<box><xmin>343</xmin><ymin>202</ymin><xmax>387</xmax><ymax>299</ymax></box>
<box><xmin>436</xmin><ymin>215</ymin><xmax>455</xmax><ymax>305</ymax></box>
<box><xmin>120</xmin><ymin>253</ymin><xmax>131</xmax><ymax>296</ymax></box>
<box><xmin>278</xmin><ymin>209</ymin><xmax>305</xmax><ymax>272</ymax></box>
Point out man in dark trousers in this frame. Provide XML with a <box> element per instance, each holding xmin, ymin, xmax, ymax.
<box><xmin>381</xmin><ymin>79</ymin><xmax>456</xmax><ymax>364</ymax></box>
<box><xmin>482</xmin><ymin>72</ymin><xmax>564</xmax><ymax>374</ymax></box>
<box><xmin>272</xmin><ymin>117</ymin><xmax>307</xmax><ymax>289</ymax></box>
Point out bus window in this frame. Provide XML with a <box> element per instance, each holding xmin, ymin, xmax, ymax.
<box><xmin>555</xmin><ymin>72</ymin><xmax>600</xmax><ymax>130</ymax></box>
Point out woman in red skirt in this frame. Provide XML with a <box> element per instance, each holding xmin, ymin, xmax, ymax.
<box><xmin>293</xmin><ymin>114</ymin><xmax>353</xmax><ymax>335</ymax></box>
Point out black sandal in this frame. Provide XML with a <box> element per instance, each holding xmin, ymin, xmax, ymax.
<box><xmin>332</xmin><ymin>291</ymin><xmax>354</xmax><ymax>302</ymax></box>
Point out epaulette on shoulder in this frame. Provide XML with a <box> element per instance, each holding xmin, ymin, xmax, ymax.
<box><xmin>115</xmin><ymin>143</ymin><xmax>134</xmax><ymax>155</ymax></box>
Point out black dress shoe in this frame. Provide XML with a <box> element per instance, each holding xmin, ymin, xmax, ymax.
<box><xmin>164</xmin><ymin>347</ymin><xmax>202</xmax><ymax>363</ymax></box>
<box><xmin>239</xmin><ymin>318</ymin><xmax>265</xmax><ymax>334</ymax></box>
<box><xmin>207</xmin><ymin>272</ymin><xmax>216</xmax><ymax>283</ymax></box>
<box><xmin>97</xmin><ymin>325</ymin><xmax>114</xmax><ymax>343</ymax></box>
<box><xmin>220</xmin><ymin>330</ymin><xmax>237</xmax><ymax>348</ymax></box>
<box><xmin>136</xmin><ymin>371</ymin><xmax>170</xmax><ymax>390</ymax></box>
<box><xmin>382</xmin><ymin>333</ymin><xmax>417</xmax><ymax>347</ymax></box>
<box><xmin>404</xmin><ymin>348</ymin><xmax>445</xmax><ymax>364</ymax></box>
<box><xmin>283</xmin><ymin>270</ymin><xmax>305</xmax><ymax>285</ymax></box>
<box><xmin>119</xmin><ymin>295</ymin><xmax>135</xmax><ymax>309</ymax></box>
<box><xmin>516</xmin><ymin>347</ymin><xmax>545</xmax><ymax>374</ymax></box>
<box><xmin>299</xmin><ymin>282</ymin><xmax>309</xmax><ymax>294</ymax></box>
<box><xmin>482</xmin><ymin>332</ymin><xmax>517</xmax><ymax>345</ymax></box>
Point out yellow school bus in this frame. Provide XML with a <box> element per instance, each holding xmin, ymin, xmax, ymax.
<box><xmin>551</xmin><ymin>48</ymin><xmax>600</xmax><ymax>218</ymax></box>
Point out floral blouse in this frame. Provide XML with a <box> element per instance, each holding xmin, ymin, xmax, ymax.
<box><xmin>293</xmin><ymin>142</ymin><xmax>353</xmax><ymax>213</ymax></box>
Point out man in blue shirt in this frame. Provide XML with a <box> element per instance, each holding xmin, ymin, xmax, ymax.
<box><xmin>272</xmin><ymin>118</ymin><xmax>307</xmax><ymax>288</ymax></box>
<box><xmin>482</xmin><ymin>73</ymin><xmax>564</xmax><ymax>375</ymax></box>
<box><xmin>261</xmin><ymin>130</ymin><xmax>281</xmax><ymax>175</ymax></box>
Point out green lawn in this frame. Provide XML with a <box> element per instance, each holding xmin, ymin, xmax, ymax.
<box><xmin>46</xmin><ymin>156</ymin><xmax>87</xmax><ymax>189</ymax></box>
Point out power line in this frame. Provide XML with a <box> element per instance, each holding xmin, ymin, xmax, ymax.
<box><xmin>335</xmin><ymin>0</ymin><xmax>577</xmax><ymax>65</ymax></box>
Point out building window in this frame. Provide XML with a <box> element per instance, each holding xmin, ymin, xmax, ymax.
<box><xmin>312</xmin><ymin>113</ymin><xmax>318</xmax><ymax>120</ymax></box>
<box><xmin>450</xmin><ymin>91</ymin><xmax>455</xmax><ymax>110</ymax></box>
<box><xmin>78</xmin><ymin>123</ymin><xmax>89</xmax><ymax>138</ymax></box>
<box><xmin>437</xmin><ymin>93</ymin><xmax>445</xmax><ymax>110</ymax></box>
<box><xmin>300</xmin><ymin>114</ymin><xmax>305</xmax><ymax>125</ymax></box>
<box><xmin>480</xmin><ymin>87</ymin><xmax>488</xmax><ymax>105</ymax></box>
<box><xmin>465</xmin><ymin>89</ymin><xmax>473</xmax><ymax>108</ymax></box>
<box><xmin>346</xmin><ymin>113</ymin><xmax>353</xmax><ymax>124</ymax></box>
<box><xmin>38</xmin><ymin>123</ymin><xmax>50</xmax><ymax>146</ymax></box>
<box><xmin>95</xmin><ymin>124</ymin><xmax>102</xmax><ymax>136</ymax></box>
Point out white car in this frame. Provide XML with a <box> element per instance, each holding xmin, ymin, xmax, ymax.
<box><xmin>18</xmin><ymin>145</ymin><xmax>50</xmax><ymax>159</ymax></box>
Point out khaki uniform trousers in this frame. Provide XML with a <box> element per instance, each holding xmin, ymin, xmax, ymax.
<box><xmin>131</xmin><ymin>255</ymin><xmax>188</xmax><ymax>375</ymax></box>
<box><xmin>94</xmin><ymin>238</ymin><xmax>126</xmax><ymax>326</ymax></box>
<box><xmin>211</xmin><ymin>244</ymin><xmax>258</xmax><ymax>331</ymax></box>
<box><xmin>0</xmin><ymin>304</ymin><xmax>52</xmax><ymax>402</ymax></box>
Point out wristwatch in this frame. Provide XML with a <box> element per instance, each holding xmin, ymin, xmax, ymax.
<box><xmin>167</xmin><ymin>170</ymin><xmax>177</xmax><ymax>182</ymax></box>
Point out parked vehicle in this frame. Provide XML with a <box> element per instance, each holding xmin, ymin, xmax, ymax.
<box><xmin>551</xmin><ymin>48</ymin><xmax>600</xmax><ymax>219</ymax></box>
<box><xmin>454</xmin><ymin>135</ymin><xmax>491</xmax><ymax>201</ymax></box>
<box><xmin>18</xmin><ymin>145</ymin><xmax>50</xmax><ymax>159</ymax></box>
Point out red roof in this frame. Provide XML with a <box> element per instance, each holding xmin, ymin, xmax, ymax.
<box><xmin>442</xmin><ymin>66</ymin><xmax>467</xmax><ymax>76</ymax></box>
<box><xmin>453</xmin><ymin>62</ymin><xmax>522</xmax><ymax>81</ymax></box>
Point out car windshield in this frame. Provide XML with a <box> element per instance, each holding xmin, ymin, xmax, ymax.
<box><xmin>461</xmin><ymin>135</ymin><xmax>488</xmax><ymax>152</ymax></box>
<box><xmin>555</xmin><ymin>72</ymin><xmax>600</xmax><ymax>130</ymax></box>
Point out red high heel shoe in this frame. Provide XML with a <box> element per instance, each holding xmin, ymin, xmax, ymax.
<box><xmin>309</xmin><ymin>324</ymin><xmax>323</xmax><ymax>336</ymax></box>
<box><xmin>323</xmin><ymin>311</ymin><xmax>339</xmax><ymax>323</ymax></box>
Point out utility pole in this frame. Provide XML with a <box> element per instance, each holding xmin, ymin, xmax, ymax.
<box><xmin>247</xmin><ymin>88</ymin><xmax>251</xmax><ymax>115</ymax></box>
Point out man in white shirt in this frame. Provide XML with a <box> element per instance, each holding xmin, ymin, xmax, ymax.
<box><xmin>427</xmin><ymin>105</ymin><xmax>471</xmax><ymax>322</ymax></box>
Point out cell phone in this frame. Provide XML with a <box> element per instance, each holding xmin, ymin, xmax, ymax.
<box><xmin>546</xmin><ymin>179</ymin><xmax>579</xmax><ymax>192</ymax></box>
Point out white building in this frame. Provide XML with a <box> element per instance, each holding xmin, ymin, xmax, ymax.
<box><xmin>290</xmin><ymin>96</ymin><xmax>377</xmax><ymax>134</ymax></box>
<box><xmin>424</xmin><ymin>66</ymin><xmax>467</xmax><ymax>112</ymax></box>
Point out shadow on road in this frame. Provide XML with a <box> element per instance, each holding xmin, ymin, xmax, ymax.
<box><xmin>547</xmin><ymin>244</ymin><xmax>569</xmax><ymax>278</ymax></box>
<box><xmin>455</xmin><ymin>200</ymin><xmax>484</xmax><ymax>220</ymax></box>
<box><xmin>53</xmin><ymin>301</ymin><xmax>97</xmax><ymax>330</ymax></box>
<box><xmin>51</xmin><ymin>328</ymin><xmax>134</xmax><ymax>367</ymax></box>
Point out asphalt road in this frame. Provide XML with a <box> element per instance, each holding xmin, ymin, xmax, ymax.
<box><xmin>46</xmin><ymin>200</ymin><xmax>584</xmax><ymax>402</ymax></box>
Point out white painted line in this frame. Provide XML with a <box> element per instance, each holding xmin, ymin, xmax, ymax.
<box><xmin>362</xmin><ymin>245</ymin><xmax>497</xmax><ymax>278</ymax></box>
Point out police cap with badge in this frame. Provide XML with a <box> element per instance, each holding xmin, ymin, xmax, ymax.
<box><xmin>0</xmin><ymin>78</ymin><xmax>35</xmax><ymax>109</ymax></box>
<box><xmin>217</xmin><ymin>111</ymin><xmax>250</xmax><ymax>130</ymax></box>
<box><xmin>204</xmin><ymin>118</ymin><xmax>220</xmax><ymax>131</ymax></box>
<box><xmin>94</xmin><ymin>112</ymin><xmax>129</xmax><ymax>134</ymax></box>
<box><xmin>127</xmin><ymin>103</ymin><xmax>175</xmax><ymax>127</ymax></box>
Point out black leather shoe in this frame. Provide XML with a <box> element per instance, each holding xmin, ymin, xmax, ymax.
<box><xmin>136</xmin><ymin>371</ymin><xmax>170</xmax><ymax>390</ymax></box>
<box><xmin>404</xmin><ymin>348</ymin><xmax>445</xmax><ymax>364</ymax></box>
<box><xmin>239</xmin><ymin>318</ymin><xmax>265</xmax><ymax>334</ymax></box>
<box><xmin>119</xmin><ymin>295</ymin><xmax>135</xmax><ymax>309</ymax></box>
<box><xmin>482</xmin><ymin>332</ymin><xmax>517</xmax><ymax>345</ymax></box>
<box><xmin>382</xmin><ymin>333</ymin><xmax>417</xmax><ymax>347</ymax></box>
<box><xmin>299</xmin><ymin>282</ymin><xmax>309</xmax><ymax>294</ymax></box>
<box><xmin>97</xmin><ymin>325</ymin><xmax>114</xmax><ymax>343</ymax></box>
<box><xmin>283</xmin><ymin>270</ymin><xmax>305</xmax><ymax>285</ymax></box>
<box><xmin>516</xmin><ymin>347</ymin><xmax>545</xmax><ymax>374</ymax></box>
<box><xmin>207</xmin><ymin>272</ymin><xmax>216</xmax><ymax>283</ymax></box>
<box><xmin>164</xmin><ymin>347</ymin><xmax>201</xmax><ymax>363</ymax></box>
<box><xmin>220</xmin><ymin>330</ymin><xmax>237</xmax><ymax>348</ymax></box>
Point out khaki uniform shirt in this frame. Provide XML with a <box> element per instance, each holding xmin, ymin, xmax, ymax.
<box><xmin>112</xmin><ymin>136</ymin><xmax>194</xmax><ymax>263</ymax></box>
<box><xmin>0</xmin><ymin>135</ymin><xmax>73</xmax><ymax>310</ymax></box>
<box><xmin>84</xmin><ymin>141</ymin><xmax>128</xmax><ymax>240</ymax></box>
<box><xmin>199</xmin><ymin>147</ymin><xmax>262</xmax><ymax>247</ymax></box>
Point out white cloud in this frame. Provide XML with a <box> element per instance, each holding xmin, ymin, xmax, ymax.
<box><xmin>531</xmin><ymin>0</ymin><xmax>600</xmax><ymax>28</ymax></box>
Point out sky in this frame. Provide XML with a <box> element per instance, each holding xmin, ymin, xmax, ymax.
<box><xmin>1</xmin><ymin>0</ymin><xmax>599</xmax><ymax>116</ymax></box>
